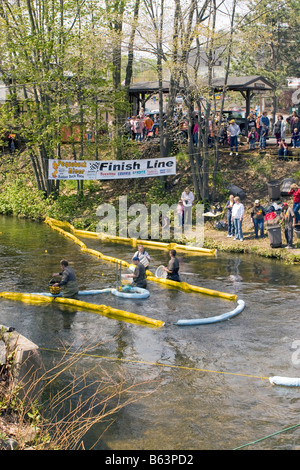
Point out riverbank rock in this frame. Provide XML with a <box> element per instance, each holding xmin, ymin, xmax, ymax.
<box><xmin>0</xmin><ymin>325</ymin><xmax>43</xmax><ymax>450</ymax></box>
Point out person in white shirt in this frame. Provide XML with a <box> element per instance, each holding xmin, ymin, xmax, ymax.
<box><xmin>228</xmin><ymin>119</ymin><xmax>241</xmax><ymax>156</ymax></box>
<box><xmin>132</xmin><ymin>244</ymin><xmax>151</xmax><ymax>268</ymax></box>
<box><xmin>181</xmin><ymin>187</ymin><xmax>194</xmax><ymax>225</ymax></box>
<box><xmin>231</xmin><ymin>196</ymin><xmax>244</xmax><ymax>241</ymax></box>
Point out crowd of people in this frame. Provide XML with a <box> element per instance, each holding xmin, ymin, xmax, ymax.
<box><xmin>246</xmin><ymin>110</ymin><xmax>300</xmax><ymax>156</ymax></box>
<box><xmin>121</xmin><ymin>107</ymin><xmax>300</xmax><ymax>158</ymax></box>
<box><xmin>122</xmin><ymin>108</ymin><xmax>159</xmax><ymax>142</ymax></box>
<box><xmin>224</xmin><ymin>182</ymin><xmax>300</xmax><ymax>248</ymax></box>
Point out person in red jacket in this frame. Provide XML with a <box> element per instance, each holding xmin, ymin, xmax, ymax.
<box><xmin>288</xmin><ymin>183</ymin><xmax>300</xmax><ymax>223</ymax></box>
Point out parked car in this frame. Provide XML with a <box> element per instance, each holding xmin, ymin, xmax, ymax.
<box><xmin>222</xmin><ymin>111</ymin><xmax>247</xmax><ymax>135</ymax></box>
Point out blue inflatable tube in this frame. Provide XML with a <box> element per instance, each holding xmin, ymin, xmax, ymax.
<box><xmin>176</xmin><ymin>299</ymin><xmax>245</xmax><ymax>326</ymax></box>
<box><xmin>269</xmin><ymin>376</ymin><xmax>300</xmax><ymax>387</ymax></box>
<box><xmin>111</xmin><ymin>286</ymin><xmax>150</xmax><ymax>299</ymax></box>
<box><xmin>30</xmin><ymin>288</ymin><xmax>112</xmax><ymax>297</ymax></box>
<box><xmin>30</xmin><ymin>287</ymin><xmax>150</xmax><ymax>300</ymax></box>
<box><xmin>78</xmin><ymin>289</ymin><xmax>112</xmax><ymax>295</ymax></box>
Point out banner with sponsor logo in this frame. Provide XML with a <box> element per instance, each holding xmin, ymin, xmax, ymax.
<box><xmin>48</xmin><ymin>157</ymin><xmax>176</xmax><ymax>180</ymax></box>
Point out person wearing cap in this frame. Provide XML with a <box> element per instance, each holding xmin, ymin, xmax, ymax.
<box><xmin>227</xmin><ymin>119</ymin><xmax>241</xmax><ymax>156</ymax></box>
<box><xmin>127</xmin><ymin>256</ymin><xmax>147</xmax><ymax>288</ymax></box>
<box><xmin>281</xmin><ymin>202</ymin><xmax>295</xmax><ymax>249</ymax></box>
<box><xmin>250</xmin><ymin>200</ymin><xmax>266</xmax><ymax>239</ymax></box>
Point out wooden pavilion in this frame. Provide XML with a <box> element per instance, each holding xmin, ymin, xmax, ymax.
<box><xmin>128</xmin><ymin>75</ymin><xmax>274</xmax><ymax>131</ymax></box>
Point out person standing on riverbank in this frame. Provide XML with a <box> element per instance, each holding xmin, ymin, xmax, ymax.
<box><xmin>288</xmin><ymin>183</ymin><xmax>300</xmax><ymax>223</ymax></box>
<box><xmin>259</xmin><ymin>123</ymin><xmax>267</xmax><ymax>149</ymax></box>
<box><xmin>260</xmin><ymin>111</ymin><xmax>270</xmax><ymax>136</ymax></box>
<box><xmin>228</xmin><ymin>119</ymin><xmax>240</xmax><ymax>156</ymax></box>
<box><xmin>281</xmin><ymin>202</ymin><xmax>295</xmax><ymax>249</ymax></box>
<box><xmin>251</xmin><ymin>200</ymin><xmax>265</xmax><ymax>239</ymax></box>
<box><xmin>225</xmin><ymin>194</ymin><xmax>235</xmax><ymax>238</ymax></box>
<box><xmin>273</xmin><ymin>115</ymin><xmax>286</xmax><ymax>144</ymax></box>
<box><xmin>52</xmin><ymin>260</ymin><xmax>79</xmax><ymax>297</ymax></box>
<box><xmin>232</xmin><ymin>196</ymin><xmax>244</xmax><ymax>241</ymax></box>
<box><xmin>248</xmin><ymin>127</ymin><xmax>258</xmax><ymax>150</ymax></box>
<box><xmin>181</xmin><ymin>187</ymin><xmax>194</xmax><ymax>225</ymax></box>
<box><xmin>177</xmin><ymin>199</ymin><xmax>185</xmax><ymax>227</ymax></box>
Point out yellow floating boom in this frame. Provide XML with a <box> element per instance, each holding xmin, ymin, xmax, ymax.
<box><xmin>147</xmin><ymin>276</ymin><xmax>237</xmax><ymax>301</ymax></box>
<box><xmin>0</xmin><ymin>292</ymin><xmax>164</xmax><ymax>328</ymax></box>
<box><xmin>45</xmin><ymin>217</ymin><xmax>216</xmax><ymax>256</ymax></box>
<box><xmin>44</xmin><ymin>217</ymin><xmax>235</xmax><ymax>301</ymax></box>
<box><xmin>97</xmin><ymin>232</ymin><xmax>216</xmax><ymax>256</ymax></box>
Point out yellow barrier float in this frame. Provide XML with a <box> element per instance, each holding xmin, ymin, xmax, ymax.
<box><xmin>147</xmin><ymin>276</ymin><xmax>237</xmax><ymax>301</ymax></box>
<box><xmin>45</xmin><ymin>217</ymin><xmax>216</xmax><ymax>256</ymax></box>
<box><xmin>97</xmin><ymin>232</ymin><xmax>217</xmax><ymax>256</ymax></box>
<box><xmin>44</xmin><ymin>217</ymin><xmax>235</xmax><ymax>302</ymax></box>
<box><xmin>0</xmin><ymin>292</ymin><xmax>164</xmax><ymax>328</ymax></box>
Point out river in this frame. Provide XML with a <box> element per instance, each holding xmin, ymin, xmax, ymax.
<box><xmin>0</xmin><ymin>215</ymin><xmax>299</xmax><ymax>450</ymax></box>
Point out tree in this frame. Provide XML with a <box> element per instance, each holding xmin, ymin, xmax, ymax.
<box><xmin>232</xmin><ymin>0</ymin><xmax>299</xmax><ymax>121</ymax></box>
<box><xmin>0</xmin><ymin>0</ymin><xmax>111</xmax><ymax>196</ymax></box>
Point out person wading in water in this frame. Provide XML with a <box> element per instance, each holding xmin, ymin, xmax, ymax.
<box><xmin>52</xmin><ymin>259</ymin><xmax>79</xmax><ymax>297</ymax></box>
<box><xmin>163</xmin><ymin>249</ymin><xmax>181</xmax><ymax>282</ymax></box>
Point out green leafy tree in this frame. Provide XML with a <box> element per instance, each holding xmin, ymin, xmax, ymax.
<box><xmin>232</xmin><ymin>0</ymin><xmax>299</xmax><ymax>119</ymax></box>
<box><xmin>0</xmin><ymin>0</ymin><xmax>111</xmax><ymax>196</ymax></box>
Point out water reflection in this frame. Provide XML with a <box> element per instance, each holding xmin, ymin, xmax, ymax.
<box><xmin>0</xmin><ymin>215</ymin><xmax>300</xmax><ymax>450</ymax></box>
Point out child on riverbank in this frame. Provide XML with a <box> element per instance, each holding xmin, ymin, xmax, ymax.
<box><xmin>248</xmin><ymin>127</ymin><xmax>258</xmax><ymax>150</ymax></box>
<box><xmin>259</xmin><ymin>123</ymin><xmax>267</xmax><ymax>149</ymax></box>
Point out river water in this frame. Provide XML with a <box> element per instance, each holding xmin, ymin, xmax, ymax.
<box><xmin>0</xmin><ymin>215</ymin><xmax>299</xmax><ymax>450</ymax></box>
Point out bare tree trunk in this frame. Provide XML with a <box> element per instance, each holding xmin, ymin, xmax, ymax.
<box><xmin>211</xmin><ymin>0</ymin><xmax>236</xmax><ymax>200</ymax></box>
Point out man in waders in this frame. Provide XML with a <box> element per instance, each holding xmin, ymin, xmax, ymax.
<box><xmin>127</xmin><ymin>256</ymin><xmax>147</xmax><ymax>288</ymax></box>
<box><xmin>52</xmin><ymin>259</ymin><xmax>79</xmax><ymax>297</ymax></box>
<box><xmin>163</xmin><ymin>249</ymin><xmax>181</xmax><ymax>282</ymax></box>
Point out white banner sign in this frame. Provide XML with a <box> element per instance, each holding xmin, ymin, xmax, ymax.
<box><xmin>48</xmin><ymin>157</ymin><xmax>176</xmax><ymax>180</ymax></box>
